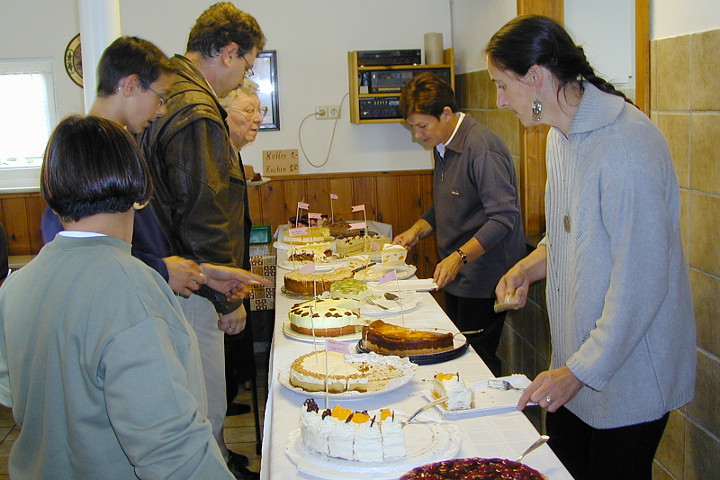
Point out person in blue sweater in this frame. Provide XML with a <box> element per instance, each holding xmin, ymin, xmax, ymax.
<box><xmin>488</xmin><ymin>15</ymin><xmax>695</xmax><ymax>480</ymax></box>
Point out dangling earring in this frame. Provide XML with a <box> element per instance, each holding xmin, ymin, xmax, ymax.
<box><xmin>531</xmin><ymin>94</ymin><xmax>542</xmax><ymax>121</ymax></box>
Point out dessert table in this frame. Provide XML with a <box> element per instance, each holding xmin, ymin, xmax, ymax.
<box><xmin>260</xmin><ymin>271</ymin><xmax>573</xmax><ymax>479</ymax></box>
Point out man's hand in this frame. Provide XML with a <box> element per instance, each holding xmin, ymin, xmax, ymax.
<box><xmin>163</xmin><ymin>256</ymin><xmax>204</xmax><ymax>297</ymax></box>
<box><xmin>218</xmin><ymin>304</ymin><xmax>247</xmax><ymax>335</ymax></box>
<box><xmin>200</xmin><ymin>263</ymin><xmax>270</xmax><ymax>301</ymax></box>
<box><xmin>517</xmin><ymin>366</ymin><xmax>584</xmax><ymax>413</ymax></box>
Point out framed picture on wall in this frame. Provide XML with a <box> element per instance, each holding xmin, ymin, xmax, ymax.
<box><xmin>254</xmin><ymin>50</ymin><xmax>279</xmax><ymax>131</ymax></box>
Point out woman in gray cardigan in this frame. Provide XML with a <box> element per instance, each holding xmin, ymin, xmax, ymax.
<box><xmin>487</xmin><ymin>15</ymin><xmax>695</xmax><ymax>480</ymax></box>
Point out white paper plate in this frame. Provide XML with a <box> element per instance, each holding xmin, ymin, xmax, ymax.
<box><xmin>423</xmin><ymin>375</ymin><xmax>534</xmax><ymax>417</ymax></box>
<box><xmin>359</xmin><ymin>291</ymin><xmax>419</xmax><ymax>316</ymax></box>
<box><xmin>369</xmin><ymin>278</ymin><xmax>438</xmax><ymax>292</ymax></box>
<box><xmin>354</xmin><ymin>264</ymin><xmax>417</xmax><ymax>282</ymax></box>
<box><xmin>285</xmin><ymin>423</ymin><xmax>461</xmax><ymax>479</ymax></box>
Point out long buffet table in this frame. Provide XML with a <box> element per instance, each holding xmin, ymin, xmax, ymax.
<box><xmin>260</xmin><ymin>269</ymin><xmax>573</xmax><ymax>479</ymax></box>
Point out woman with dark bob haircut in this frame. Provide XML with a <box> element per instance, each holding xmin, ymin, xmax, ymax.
<box><xmin>488</xmin><ymin>15</ymin><xmax>695</xmax><ymax>480</ymax></box>
<box><xmin>41</xmin><ymin>115</ymin><xmax>152</xmax><ymax>223</ymax></box>
<box><xmin>0</xmin><ymin>115</ymin><xmax>235</xmax><ymax>478</ymax></box>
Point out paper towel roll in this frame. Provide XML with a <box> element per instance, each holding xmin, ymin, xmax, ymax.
<box><xmin>424</xmin><ymin>32</ymin><xmax>444</xmax><ymax>65</ymax></box>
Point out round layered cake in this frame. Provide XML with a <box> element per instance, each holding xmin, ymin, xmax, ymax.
<box><xmin>330</xmin><ymin>278</ymin><xmax>370</xmax><ymax>300</ymax></box>
<box><xmin>289</xmin><ymin>350</ymin><xmax>407</xmax><ymax>393</ymax></box>
<box><xmin>284</xmin><ymin>267</ymin><xmax>353</xmax><ymax>296</ymax></box>
<box><xmin>288</xmin><ymin>298</ymin><xmax>360</xmax><ymax>336</ymax></box>
<box><xmin>361</xmin><ymin>320</ymin><xmax>454</xmax><ymax>356</ymax></box>
<box><xmin>400</xmin><ymin>458</ymin><xmax>546</xmax><ymax>480</ymax></box>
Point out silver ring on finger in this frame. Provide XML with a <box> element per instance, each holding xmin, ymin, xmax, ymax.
<box><xmin>545</xmin><ymin>395</ymin><xmax>552</xmax><ymax>404</ymax></box>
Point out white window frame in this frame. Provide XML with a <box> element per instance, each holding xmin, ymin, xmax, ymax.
<box><xmin>0</xmin><ymin>58</ymin><xmax>58</xmax><ymax>192</ymax></box>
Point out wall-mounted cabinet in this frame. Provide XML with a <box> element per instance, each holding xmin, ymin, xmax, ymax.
<box><xmin>347</xmin><ymin>49</ymin><xmax>455</xmax><ymax>124</ymax></box>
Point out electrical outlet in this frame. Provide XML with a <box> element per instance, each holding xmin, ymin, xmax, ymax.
<box><xmin>315</xmin><ymin>106</ymin><xmax>328</xmax><ymax>119</ymax></box>
<box><xmin>315</xmin><ymin>105</ymin><xmax>340</xmax><ymax>120</ymax></box>
<box><xmin>327</xmin><ymin>105</ymin><xmax>341</xmax><ymax>119</ymax></box>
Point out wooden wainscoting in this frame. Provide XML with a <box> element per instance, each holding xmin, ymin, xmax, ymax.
<box><xmin>0</xmin><ymin>193</ymin><xmax>46</xmax><ymax>257</ymax></box>
<box><xmin>0</xmin><ymin>170</ymin><xmax>440</xmax><ymax>279</ymax></box>
<box><xmin>248</xmin><ymin>170</ymin><xmax>438</xmax><ymax>279</ymax></box>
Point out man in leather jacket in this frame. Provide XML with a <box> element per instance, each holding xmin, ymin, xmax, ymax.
<box><xmin>140</xmin><ymin>4</ymin><xmax>266</xmax><ymax>479</ymax></box>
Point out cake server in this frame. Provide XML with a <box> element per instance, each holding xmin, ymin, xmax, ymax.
<box><xmin>401</xmin><ymin>396</ymin><xmax>448</xmax><ymax>427</ymax></box>
<box><xmin>514</xmin><ymin>435</ymin><xmax>550</xmax><ymax>462</ymax></box>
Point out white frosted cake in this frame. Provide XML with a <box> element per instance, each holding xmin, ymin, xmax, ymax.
<box><xmin>300</xmin><ymin>399</ymin><xmax>405</xmax><ymax>462</ymax></box>
<box><xmin>288</xmin><ymin>298</ymin><xmax>360</xmax><ymax>336</ymax></box>
<box><xmin>381</xmin><ymin>243</ymin><xmax>408</xmax><ymax>265</ymax></box>
<box><xmin>432</xmin><ymin>373</ymin><xmax>474</xmax><ymax>411</ymax></box>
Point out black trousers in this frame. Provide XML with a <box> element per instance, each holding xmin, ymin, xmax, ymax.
<box><xmin>443</xmin><ymin>293</ymin><xmax>506</xmax><ymax>376</ymax></box>
<box><xmin>547</xmin><ymin>406</ymin><xmax>669</xmax><ymax>480</ymax></box>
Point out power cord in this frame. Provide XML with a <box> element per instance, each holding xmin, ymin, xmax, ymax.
<box><xmin>298</xmin><ymin>92</ymin><xmax>349</xmax><ymax>169</ymax></box>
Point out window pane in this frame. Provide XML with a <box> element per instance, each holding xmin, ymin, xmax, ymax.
<box><xmin>0</xmin><ymin>73</ymin><xmax>52</xmax><ymax>169</ymax></box>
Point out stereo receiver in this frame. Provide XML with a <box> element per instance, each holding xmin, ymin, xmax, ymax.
<box><xmin>359</xmin><ymin>97</ymin><xmax>401</xmax><ymax>120</ymax></box>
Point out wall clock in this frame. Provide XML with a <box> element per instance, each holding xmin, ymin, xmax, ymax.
<box><xmin>64</xmin><ymin>33</ymin><xmax>83</xmax><ymax>87</ymax></box>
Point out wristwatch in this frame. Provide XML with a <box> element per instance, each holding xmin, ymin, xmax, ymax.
<box><xmin>455</xmin><ymin>248</ymin><xmax>468</xmax><ymax>264</ymax></box>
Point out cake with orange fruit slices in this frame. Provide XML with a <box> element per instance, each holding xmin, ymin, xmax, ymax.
<box><xmin>431</xmin><ymin>372</ymin><xmax>474</xmax><ymax>411</ymax></box>
<box><xmin>300</xmin><ymin>398</ymin><xmax>405</xmax><ymax>462</ymax></box>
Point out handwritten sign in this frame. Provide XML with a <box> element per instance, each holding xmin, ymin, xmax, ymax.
<box><xmin>263</xmin><ymin>149</ymin><xmax>299</xmax><ymax>176</ymax></box>
<box><xmin>325</xmin><ymin>339</ymin><xmax>351</xmax><ymax>354</ymax></box>
<box><xmin>351</xmin><ymin>204</ymin><xmax>365</xmax><ymax>212</ymax></box>
<box><xmin>288</xmin><ymin>227</ymin><xmax>308</xmax><ymax>237</ymax></box>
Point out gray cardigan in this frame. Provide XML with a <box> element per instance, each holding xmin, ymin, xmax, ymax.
<box><xmin>543</xmin><ymin>83</ymin><xmax>695</xmax><ymax>428</ymax></box>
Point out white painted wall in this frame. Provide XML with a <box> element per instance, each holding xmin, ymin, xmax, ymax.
<box><xmin>450</xmin><ymin>0</ymin><xmax>516</xmax><ymax>74</ymax></box>
<box><xmin>1</xmin><ymin>0</ymin><xmax>452</xmax><ymax>178</ymax></box>
<box><xmin>652</xmin><ymin>0</ymin><xmax>720</xmax><ymax>39</ymax></box>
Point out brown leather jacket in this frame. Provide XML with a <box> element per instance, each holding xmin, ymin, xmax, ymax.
<box><xmin>140</xmin><ymin>55</ymin><xmax>247</xmax><ymax>268</ymax></box>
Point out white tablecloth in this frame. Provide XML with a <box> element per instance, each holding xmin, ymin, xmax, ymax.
<box><xmin>260</xmin><ymin>274</ymin><xmax>573</xmax><ymax>479</ymax></box>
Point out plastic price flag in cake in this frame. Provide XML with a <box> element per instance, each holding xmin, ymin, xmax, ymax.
<box><xmin>289</xmin><ymin>227</ymin><xmax>308</xmax><ymax>237</ymax></box>
<box><xmin>348</xmin><ymin>221</ymin><xmax>367</xmax><ymax>230</ymax></box>
<box><xmin>351</xmin><ymin>204</ymin><xmax>365</xmax><ymax>212</ymax></box>
<box><xmin>330</xmin><ymin>193</ymin><xmax>338</xmax><ymax>200</ymax></box>
<box><xmin>325</xmin><ymin>339</ymin><xmax>351</xmax><ymax>354</ymax></box>
<box><xmin>298</xmin><ymin>201</ymin><xmax>310</xmax><ymax>210</ymax></box>
<box><xmin>377</xmin><ymin>269</ymin><xmax>398</xmax><ymax>285</ymax></box>
<box><xmin>300</xmin><ymin>263</ymin><xmax>316</xmax><ymax>275</ymax></box>
<box><xmin>308</xmin><ymin>212</ymin><xmax>322</xmax><ymax>220</ymax></box>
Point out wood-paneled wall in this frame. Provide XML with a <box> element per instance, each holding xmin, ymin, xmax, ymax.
<box><xmin>247</xmin><ymin>170</ymin><xmax>439</xmax><ymax>278</ymax></box>
<box><xmin>0</xmin><ymin>170</ymin><xmax>440</xmax><ymax>279</ymax></box>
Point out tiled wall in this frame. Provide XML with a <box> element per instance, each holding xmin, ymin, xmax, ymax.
<box><xmin>651</xmin><ymin>28</ymin><xmax>720</xmax><ymax>480</ymax></box>
<box><xmin>455</xmin><ymin>28</ymin><xmax>720</xmax><ymax>478</ymax></box>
